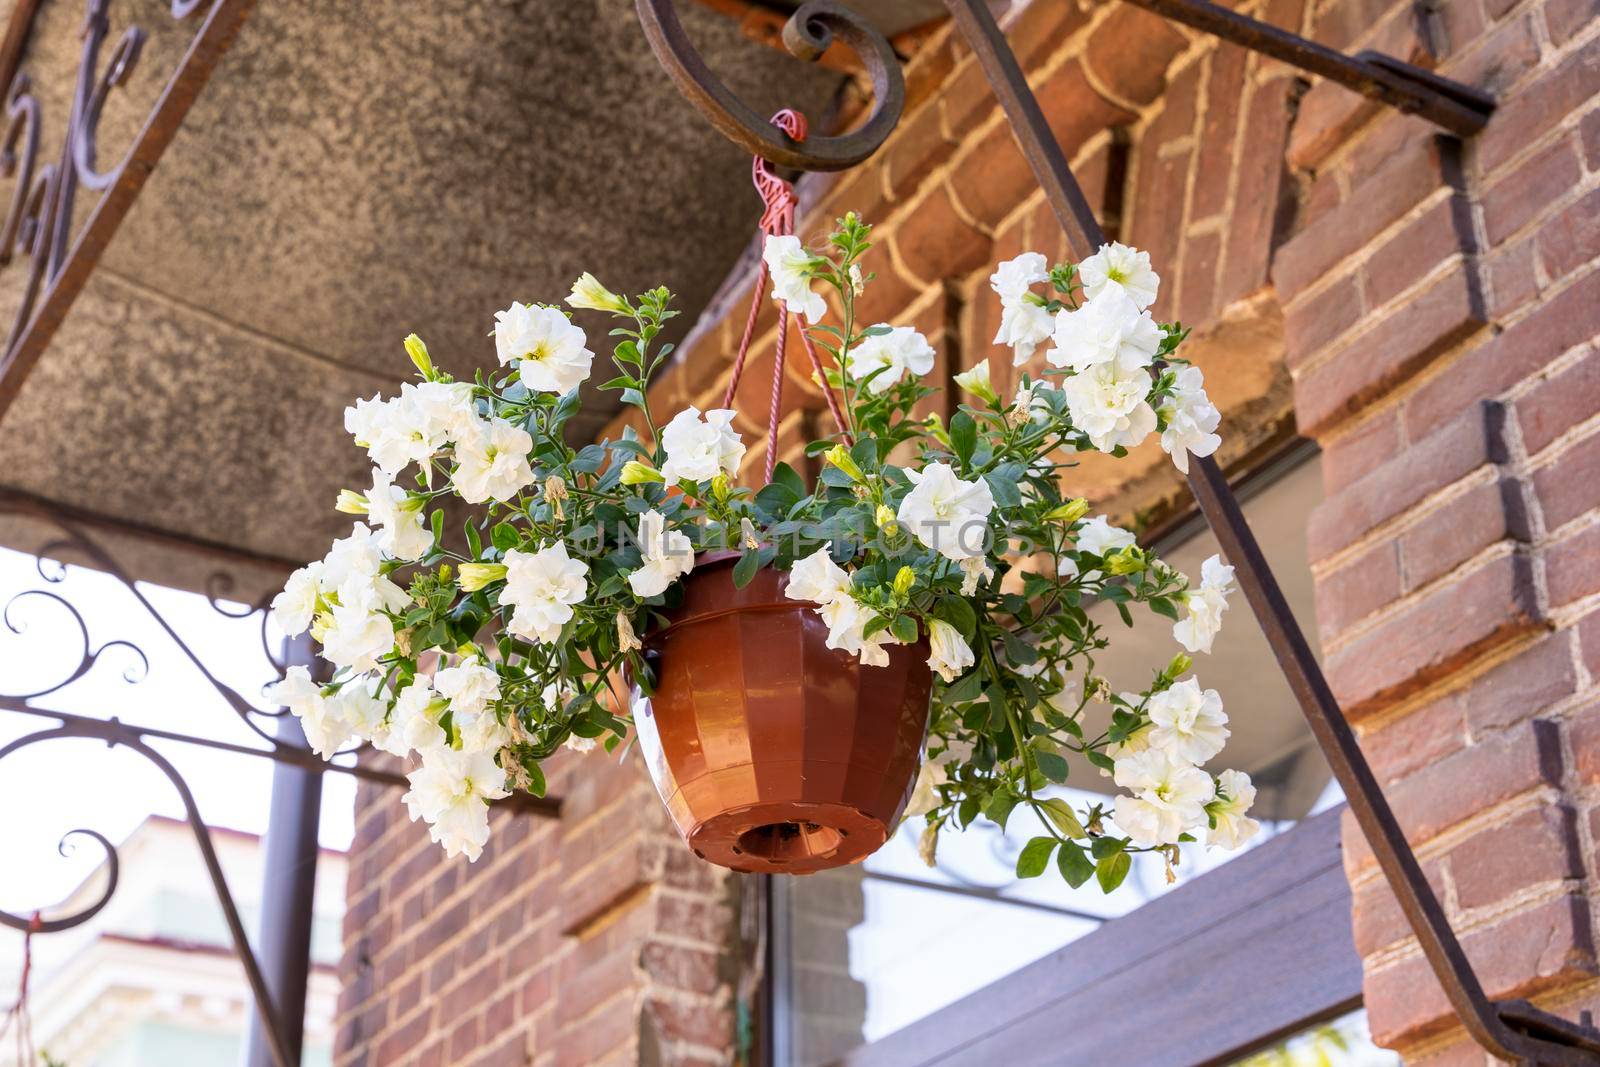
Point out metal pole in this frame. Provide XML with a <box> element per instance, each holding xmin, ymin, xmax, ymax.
<box><xmin>939</xmin><ymin>1</ymin><xmax>1597</xmax><ymax>1061</ymax></box>
<box><xmin>242</xmin><ymin>636</ymin><xmax>324</xmax><ymax>1067</ymax></box>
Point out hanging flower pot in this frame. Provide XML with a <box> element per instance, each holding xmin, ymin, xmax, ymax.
<box><xmin>271</xmin><ymin>199</ymin><xmax>1265</xmax><ymax>895</ymax></box>
<box><xmin>633</xmin><ymin>552</ymin><xmax>932</xmax><ymax>873</ymax></box>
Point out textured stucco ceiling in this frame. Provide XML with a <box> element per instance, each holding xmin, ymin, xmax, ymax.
<box><xmin>0</xmin><ymin>0</ymin><xmax>864</xmax><ymax>585</ymax></box>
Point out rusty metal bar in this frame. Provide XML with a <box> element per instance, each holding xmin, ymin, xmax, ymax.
<box><xmin>0</xmin><ymin>699</ymin><xmax>563</xmax><ymax>817</ymax></box>
<box><xmin>0</xmin><ymin>0</ymin><xmax>259</xmax><ymax>423</ymax></box>
<box><xmin>1120</xmin><ymin>0</ymin><xmax>1494</xmax><ymax>137</ymax></box>
<box><xmin>941</xmin><ymin>0</ymin><xmax>1594</xmax><ymax>1062</ymax></box>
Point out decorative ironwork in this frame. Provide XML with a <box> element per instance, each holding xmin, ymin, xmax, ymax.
<box><xmin>636</xmin><ymin>0</ymin><xmax>905</xmax><ymax>171</ymax></box>
<box><xmin>0</xmin><ymin>719</ymin><xmax>296</xmax><ymax>1067</ymax></box>
<box><xmin>0</xmin><ymin>0</ymin><xmax>259</xmax><ymax>422</ymax></box>
<box><xmin>641</xmin><ymin>1</ymin><xmax>1600</xmax><ymax>1063</ymax></box>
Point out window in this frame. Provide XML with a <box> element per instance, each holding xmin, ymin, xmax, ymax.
<box><xmin>769</xmin><ymin>447</ymin><xmax>1351</xmax><ymax>1067</ymax></box>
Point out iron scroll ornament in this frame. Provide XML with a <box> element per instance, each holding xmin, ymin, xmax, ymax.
<box><xmin>635</xmin><ymin>0</ymin><xmax>905</xmax><ymax>171</ymax></box>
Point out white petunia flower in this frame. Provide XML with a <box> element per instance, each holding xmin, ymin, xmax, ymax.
<box><xmin>953</xmin><ymin>360</ymin><xmax>997</xmax><ymax>403</ymax></box>
<box><xmin>896</xmin><ymin>462</ymin><xmax>995</xmax><ymax>562</ymax></box>
<box><xmin>1111</xmin><ymin>748</ymin><xmax>1215</xmax><ymax>847</ymax></box>
<box><xmin>493</xmin><ymin>302</ymin><xmax>594</xmax><ymax>394</ymax></box>
<box><xmin>762</xmin><ymin>234</ymin><xmax>826</xmax><ymax>323</ymax></box>
<box><xmin>927</xmin><ymin>618</ymin><xmax>974</xmax><ymax>682</ymax></box>
<box><xmin>785</xmin><ymin>545</ymin><xmax>853</xmax><ymax>606</ymax></box>
<box><xmin>320</xmin><ymin>586</ymin><xmax>397</xmax><ymax>675</ymax></box>
<box><xmin>844</xmin><ymin>325</ymin><xmax>936</xmax><ymax>394</ymax></box>
<box><xmin>271</xmin><ymin>562</ymin><xmax>324</xmax><ymax>637</ymax></box>
<box><xmin>268</xmin><ymin>666</ymin><xmax>350</xmax><ymax>760</ymax></box>
<box><xmin>1060</xmin><ymin>515</ymin><xmax>1136</xmax><ymax>583</ymax></box>
<box><xmin>434</xmin><ymin>660</ymin><xmax>501</xmax><ymax>720</ymax></box>
<box><xmin>816</xmin><ymin>595</ymin><xmax>898</xmax><ymax>667</ymax></box>
<box><xmin>1061</xmin><ymin>353</ymin><xmax>1157</xmax><ymax>453</ymax></box>
<box><xmin>659</xmin><ymin>406</ymin><xmax>745</xmax><ymax>485</ymax></box>
<box><xmin>627</xmin><ymin>509</ymin><xmax>694</xmax><ymax>598</ymax></box>
<box><xmin>335</xmin><ymin>680</ymin><xmax>406</xmax><ymax>757</ymax></box>
<box><xmin>989</xmin><ymin>252</ymin><xmax>1049</xmax><ymax>303</ymax></box>
<box><xmin>902</xmin><ymin>758</ymin><xmax>949</xmax><ymax>818</ymax></box>
<box><xmin>1078</xmin><ymin>242</ymin><xmax>1160</xmax><ymax>309</ymax></box>
<box><xmin>1047</xmin><ymin>287</ymin><xmax>1161</xmax><ymax>373</ymax></box>
<box><xmin>453</xmin><ymin>417</ymin><xmax>535</xmax><ymax>505</ymax></box>
<box><xmin>364</xmin><ymin>468</ymin><xmax>432</xmax><ymax>561</ymax></box>
<box><xmin>1207</xmin><ymin>769</ymin><xmax>1260</xmax><ymax>849</ymax></box>
<box><xmin>1160</xmin><ymin>365</ymin><xmax>1221</xmax><ymax>474</ymax></box>
<box><xmin>959</xmin><ymin>555</ymin><xmax>994</xmax><ymax>596</ymax></box>
<box><xmin>344</xmin><ymin>394</ymin><xmax>387</xmax><ymax>448</ymax></box>
<box><xmin>1146</xmin><ymin>677</ymin><xmax>1230</xmax><ymax>765</ymax></box>
<box><xmin>501</xmin><ymin>542</ymin><xmax>589</xmax><ymax>644</ymax></box>
<box><xmin>392</xmin><ymin>679</ymin><xmax>447</xmax><ymax>754</ymax></box>
<box><xmin>364</xmin><ymin>382</ymin><xmax>476</xmax><ymax>476</ymax></box>
<box><xmin>997</xmin><ymin>300</ymin><xmax>1055</xmax><ymax>366</ymax></box>
<box><xmin>403</xmin><ymin>745</ymin><xmax>510</xmax><ymax>862</ymax></box>
<box><xmin>1173</xmin><ymin>554</ymin><xmax>1234</xmax><ymax>654</ymax></box>
<box><xmin>321</xmin><ymin>523</ymin><xmax>384</xmax><ymax>591</ymax></box>
<box><xmin>564</xmin><ymin>733</ymin><xmax>598</xmax><ymax>754</ymax></box>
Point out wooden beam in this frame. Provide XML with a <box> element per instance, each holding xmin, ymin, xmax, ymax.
<box><xmin>828</xmin><ymin>807</ymin><xmax>1362</xmax><ymax>1067</ymax></box>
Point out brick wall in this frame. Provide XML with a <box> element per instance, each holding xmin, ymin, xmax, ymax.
<box><xmin>337</xmin><ymin>0</ymin><xmax>1600</xmax><ymax>1062</ymax></box>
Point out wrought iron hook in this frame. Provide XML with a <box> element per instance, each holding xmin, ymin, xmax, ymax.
<box><xmin>634</xmin><ymin>0</ymin><xmax>905</xmax><ymax>171</ymax></box>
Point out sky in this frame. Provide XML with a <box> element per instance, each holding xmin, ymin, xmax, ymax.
<box><xmin>0</xmin><ymin>545</ymin><xmax>355</xmax><ymax>915</ymax></box>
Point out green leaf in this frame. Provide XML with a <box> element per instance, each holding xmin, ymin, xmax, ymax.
<box><xmin>1015</xmin><ymin>836</ymin><xmax>1058</xmax><ymax>879</ymax></box>
<box><xmin>1034</xmin><ymin>749</ymin><xmax>1070</xmax><ymax>784</ymax></box>
<box><xmin>429</xmin><ymin>509</ymin><xmax>445</xmax><ymax>545</ymax></box>
<box><xmin>942</xmin><ymin>669</ymin><xmax>983</xmax><ymax>704</ymax></box>
<box><xmin>1147</xmin><ymin>596</ymin><xmax>1179</xmax><ymax>621</ymax></box>
<box><xmin>984</xmin><ymin>468</ymin><xmax>1023</xmax><ymax>509</ymax></box>
<box><xmin>464</xmin><ymin>521</ymin><xmax>482</xmax><ymax>561</ymax></box>
<box><xmin>984</xmin><ymin>791</ymin><xmax>1020</xmax><ymax>832</ymax></box>
<box><xmin>1057</xmin><ymin>842</ymin><xmax>1095</xmax><ymax>887</ymax></box>
<box><xmin>732</xmin><ymin>547</ymin><xmax>761</xmax><ymax>589</ymax></box>
<box><xmin>1095</xmin><ymin>851</ymin><xmax>1131</xmax><ymax>892</ymax></box>
<box><xmin>890</xmin><ymin>614</ymin><xmax>919</xmax><ymax>644</ymax></box>
<box><xmin>934</xmin><ymin>596</ymin><xmax>977</xmax><ymax>640</ymax></box>
<box><xmin>1090</xmin><ymin>836</ymin><xmax>1126</xmax><ymax>860</ymax></box>
<box><xmin>1039</xmin><ymin>798</ymin><xmax>1086</xmax><ymax>838</ymax></box>
<box><xmin>1086</xmin><ymin>750</ymin><xmax>1115</xmax><ymax>773</ymax></box>
<box><xmin>950</xmin><ymin>411</ymin><xmax>977</xmax><ymax>465</ymax></box>
<box><xmin>491</xmin><ymin>522</ymin><xmax>520</xmax><ymax>552</ymax></box>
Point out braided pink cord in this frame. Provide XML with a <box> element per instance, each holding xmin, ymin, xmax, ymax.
<box><xmin>720</xmin><ymin>109</ymin><xmax>852</xmax><ymax>484</ymax></box>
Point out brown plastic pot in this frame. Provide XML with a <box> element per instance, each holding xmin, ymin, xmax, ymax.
<box><xmin>633</xmin><ymin>553</ymin><xmax>933</xmax><ymax>874</ymax></box>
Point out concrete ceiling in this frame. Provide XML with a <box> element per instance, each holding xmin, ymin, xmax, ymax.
<box><xmin>0</xmin><ymin>0</ymin><xmax>905</xmax><ymax>588</ymax></box>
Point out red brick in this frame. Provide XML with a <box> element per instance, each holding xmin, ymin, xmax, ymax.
<box><xmin>1450</xmin><ymin>805</ymin><xmax>1583</xmax><ymax>910</ymax></box>
<box><xmin>1407</xmin><ymin>1038</ymin><xmax>1499</xmax><ymax>1067</ymax></box>
<box><xmin>883</xmin><ymin>101</ymin><xmax>956</xmax><ymax>204</ymax></box>
<box><xmin>1082</xmin><ymin>6</ymin><xmax>1189</xmax><ymax>107</ymax></box>
<box><xmin>1218</xmin><ymin>76</ymin><xmax>1298</xmax><ymax>305</ymax></box>
<box><xmin>1478</xmin><ymin>37</ymin><xmax>1600</xmax><ymax>173</ymax></box>
<box><xmin>1316</xmin><ymin>540</ymin><xmax>1402</xmax><ymax>634</ymax></box>
<box><xmin>1357</xmin><ymin>691</ymin><xmax>1469</xmax><ymax>785</ymax></box>
<box><xmin>1190</xmin><ymin>48</ymin><xmax>1248</xmax><ymax>221</ymax></box>
<box><xmin>1517</xmin><ymin>348</ymin><xmax>1600</xmax><ymax>457</ymax></box>
<box><xmin>1350</xmin><ymin>855</ymin><xmax>1448</xmax><ymax>955</ymax></box>
<box><xmin>1178</xmin><ymin>229</ymin><xmax>1221</xmax><ymax>326</ymax></box>
<box><xmin>1583</xmin><ymin>108</ymin><xmax>1600</xmax><ymax>171</ymax></box>
<box><xmin>1582</xmin><ymin>611</ymin><xmax>1600</xmax><ymax>678</ymax></box>
<box><xmin>1535</xmin><ymin>184</ymin><xmax>1600</xmax><ymax>284</ymax></box>
<box><xmin>1326</xmin><ymin>553</ymin><xmax>1541</xmax><ymax>716</ymax></box>
<box><xmin>1534</xmin><ymin>428</ymin><xmax>1600</xmax><ymax>530</ymax></box>
<box><xmin>1128</xmin><ymin>145</ymin><xmax>1193</xmax><ymax>316</ymax></box>
<box><xmin>1294</xmin><ymin>268</ymin><xmax>1484</xmax><ymax>436</ymax></box>
<box><xmin>1484</xmin><ymin>231</ymin><xmax>1539</xmax><ymax>320</ymax></box>
<box><xmin>1364</xmin><ymin>894</ymin><xmax>1595</xmax><ymax>1048</ymax></box>
<box><xmin>1319</xmin><ymin>409</ymin><xmax>1402</xmax><ymax>496</ymax></box>
<box><xmin>1363</xmin><ymin>197</ymin><xmax>1471</xmax><ymax>305</ymax></box>
<box><xmin>1285</xmin><ymin>272</ymin><xmax>1362</xmax><ymax>362</ymax></box>
<box><xmin>1273</xmin><ymin>134</ymin><xmax>1450</xmax><ymax>298</ymax></box>
<box><xmin>1463</xmin><ymin>631</ymin><xmax>1578</xmax><ymax>731</ymax></box>
<box><xmin>1287</xmin><ymin>78</ymin><xmax>1381</xmax><ymax>171</ymax></box>
<box><xmin>1545</xmin><ymin>0</ymin><xmax>1600</xmax><ymax>41</ymax></box>
<box><xmin>1308</xmin><ymin>401</ymin><xmax>1508</xmax><ymax>562</ymax></box>
<box><xmin>1547</xmin><ymin>520</ymin><xmax>1600</xmax><ymax>606</ymax></box>
<box><xmin>645</xmin><ymin>994</ymin><xmax>736</xmax><ymax>1050</ymax></box>
<box><xmin>1482</xmin><ymin>136</ymin><xmax>1584</xmax><ymax>247</ymax></box>
<box><xmin>1572</xmin><ymin>701</ymin><xmax>1600</xmax><ymax>785</ymax></box>
<box><xmin>1404</xmin><ymin>269</ymin><xmax>1600</xmax><ymax>441</ymax></box>
<box><xmin>1399</xmin><ymin>478</ymin><xmax>1531</xmax><ymax>591</ymax></box>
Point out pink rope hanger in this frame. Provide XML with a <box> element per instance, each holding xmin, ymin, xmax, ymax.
<box><xmin>721</xmin><ymin>109</ymin><xmax>852</xmax><ymax>484</ymax></box>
